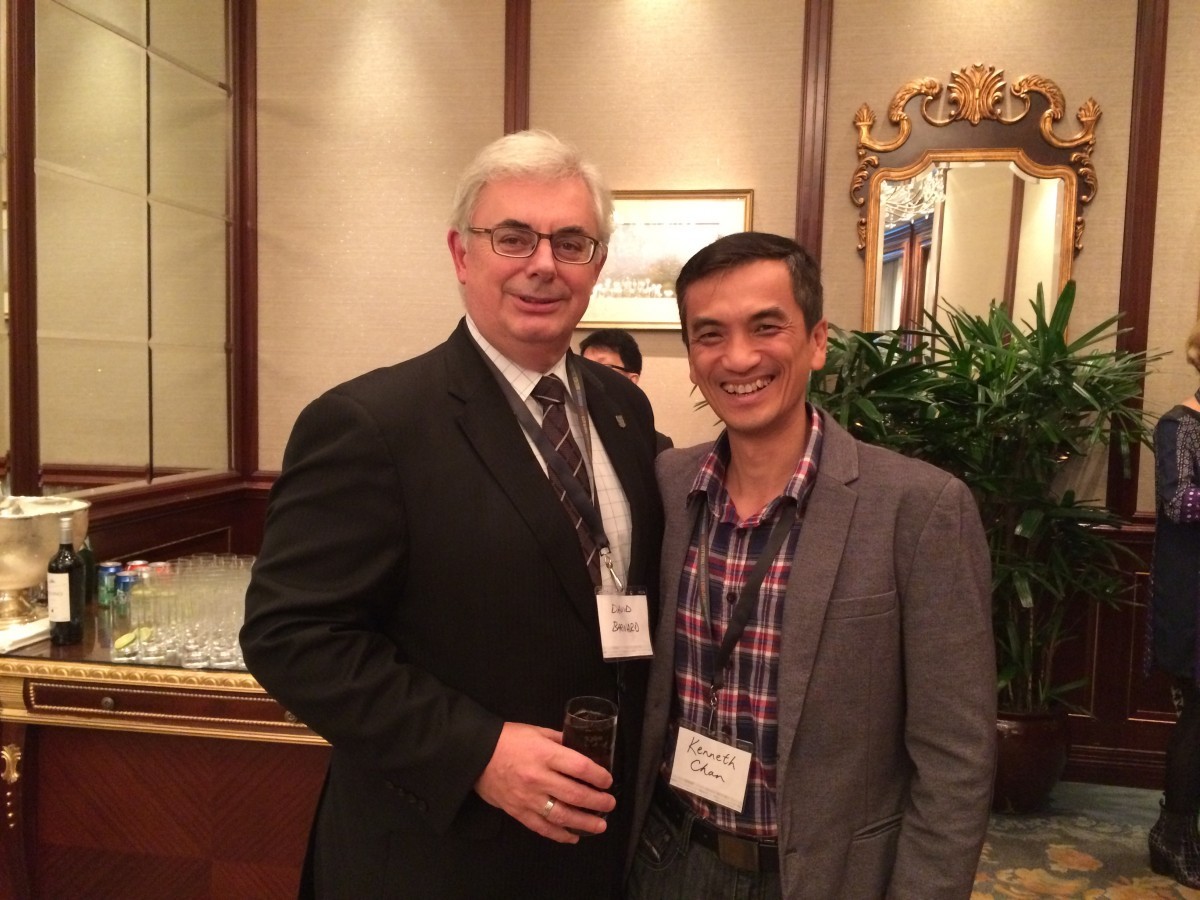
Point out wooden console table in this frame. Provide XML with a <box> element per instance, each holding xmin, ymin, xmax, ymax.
<box><xmin>0</xmin><ymin>617</ymin><xmax>329</xmax><ymax>899</ymax></box>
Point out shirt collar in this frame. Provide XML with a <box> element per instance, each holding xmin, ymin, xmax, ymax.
<box><xmin>465</xmin><ymin>315</ymin><xmax>570</xmax><ymax>402</ymax></box>
<box><xmin>689</xmin><ymin>404</ymin><xmax>825</xmax><ymax>521</ymax></box>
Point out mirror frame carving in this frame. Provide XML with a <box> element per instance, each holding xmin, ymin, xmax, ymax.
<box><xmin>850</xmin><ymin>63</ymin><xmax>1101</xmax><ymax>329</ymax></box>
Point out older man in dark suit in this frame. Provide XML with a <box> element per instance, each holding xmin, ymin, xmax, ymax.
<box><xmin>628</xmin><ymin>232</ymin><xmax>995</xmax><ymax>899</ymax></box>
<box><xmin>241</xmin><ymin>130</ymin><xmax>663</xmax><ymax>899</ymax></box>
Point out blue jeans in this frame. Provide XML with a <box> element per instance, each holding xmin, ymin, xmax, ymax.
<box><xmin>627</xmin><ymin>797</ymin><xmax>782</xmax><ymax>900</ymax></box>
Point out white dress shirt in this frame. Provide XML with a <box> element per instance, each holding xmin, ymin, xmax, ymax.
<box><xmin>466</xmin><ymin>316</ymin><xmax>633</xmax><ymax>591</ymax></box>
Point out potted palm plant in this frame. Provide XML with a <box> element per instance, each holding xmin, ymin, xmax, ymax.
<box><xmin>810</xmin><ymin>282</ymin><xmax>1158</xmax><ymax>811</ymax></box>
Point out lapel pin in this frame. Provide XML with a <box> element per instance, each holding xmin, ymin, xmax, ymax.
<box><xmin>615</xmin><ymin>415</ymin><xmax>627</xmax><ymax>428</ymax></box>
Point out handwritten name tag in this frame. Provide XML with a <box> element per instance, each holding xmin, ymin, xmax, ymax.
<box><xmin>596</xmin><ymin>592</ymin><xmax>652</xmax><ymax>659</ymax></box>
<box><xmin>669</xmin><ymin>725</ymin><xmax>752</xmax><ymax>812</ymax></box>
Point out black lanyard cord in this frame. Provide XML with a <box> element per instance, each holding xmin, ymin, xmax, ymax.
<box><xmin>694</xmin><ymin>496</ymin><xmax>798</xmax><ymax>703</ymax></box>
<box><xmin>476</xmin><ymin>349</ymin><xmax>612</xmax><ymax>561</ymax></box>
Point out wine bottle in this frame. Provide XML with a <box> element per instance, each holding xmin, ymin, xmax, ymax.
<box><xmin>47</xmin><ymin>515</ymin><xmax>84</xmax><ymax>645</ymax></box>
<box><xmin>79</xmin><ymin>536</ymin><xmax>97</xmax><ymax>605</ymax></box>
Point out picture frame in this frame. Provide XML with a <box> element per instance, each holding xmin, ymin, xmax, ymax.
<box><xmin>583</xmin><ymin>189</ymin><xmax>754</xmax><ymax>330</ymax></box>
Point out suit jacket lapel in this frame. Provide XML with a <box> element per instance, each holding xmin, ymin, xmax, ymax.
<box><xmin>775</xmin><ymin>421</ymin><xmax>859</xmax><ymax>773</ymax></box>
<box><xmin>445</xmin><ymin>323</ymin><xmax>598</xmax><ymax>627</ymax></box>
<box><xmin>654</xmin><ymin>459</ymin><xmax>698</xmax><ymax>668</ymax></box>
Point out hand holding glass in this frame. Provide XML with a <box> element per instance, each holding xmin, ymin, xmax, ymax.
<box><xmin>561</xmin><ymin>696</ymin><xmax>618</xmax><ymax>834</ymax></box>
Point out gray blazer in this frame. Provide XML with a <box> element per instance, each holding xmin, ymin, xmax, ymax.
<box><xmin>631</xmin><ymin>413</ymin><xmax>996</xmax><ymax>899</ymax></box>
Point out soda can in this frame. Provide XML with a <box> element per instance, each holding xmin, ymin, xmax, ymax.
<box><xmin>97</xmin><ymin>561</ymin><xmax>124</xmax><ymax>609</ymax></box>
<box><xmin>112</xmin><ymin>571</ymin><xmax>140</xmax><ymax>661</ymax></box>
<box><xmin>114</xmin><ymin>571</ymin><xmax>138</xmax><ymax>614</ymax></box>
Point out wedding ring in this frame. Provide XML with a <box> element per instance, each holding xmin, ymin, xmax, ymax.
<box><xmin>541</xmin><ymin>798</ymin><xmax>556</xmax><ymax>818</ymax></box>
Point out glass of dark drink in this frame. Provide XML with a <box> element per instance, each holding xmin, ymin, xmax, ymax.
<box><xmin>563</xmin><ymin>695</ymin><xmax>618</xmax><ymax>769</ymax></box>
<box><xmin>562</xmin><ymin>696</ymin><xmax>618</xmax><ymax>834</ymax></box>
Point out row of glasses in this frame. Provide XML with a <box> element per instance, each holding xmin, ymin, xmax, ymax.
<box><xmin>109</xmin><ymin>553</ymin><xmax>254</xmax><ymax>669</ymax></box>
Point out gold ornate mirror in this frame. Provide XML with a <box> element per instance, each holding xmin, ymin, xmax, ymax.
<box><xmin>850</xmin><ymin>64</ymin><xmax>1100</xmax><ymax>331</ymax></box>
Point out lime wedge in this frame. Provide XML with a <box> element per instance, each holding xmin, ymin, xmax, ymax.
<box><xmin>113</xmin><ymin>626</ymin><xmax>152</xmax><ymax>651</ymax></box>
<box><xmin>114</xmin><ymin>631</ymin><xmax>137</xmax><ymax>650</ymax></box>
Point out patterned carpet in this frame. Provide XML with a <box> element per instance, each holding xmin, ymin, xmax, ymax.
<box><xmin>975</xmin><ymin>782</ymin><xmax>1200</xmax><ymax>898</ymax></box>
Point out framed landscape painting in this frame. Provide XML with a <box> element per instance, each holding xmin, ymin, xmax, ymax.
<box><xmin>582</xmin><ymin>189</ymin><xmax>753</xmax><ymax>330</ymax></box>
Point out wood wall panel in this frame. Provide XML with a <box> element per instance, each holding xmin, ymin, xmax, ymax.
<box><xmin>38</xmin><ymin>846</ymin><xmax>209</xmax><ymax>900</ymax></box>
<box><xmin>0</xmin><ymin>721</ymin><xmax>32</xmax><ymax>899</ymax></box>
<box><xmin>84</xmin><ymin>480</ymin><xmax>268</xmax><ymax>562</ymax></box>
<box><xmin>32</xmin><ymin>727</ymin><xmax>327</xmax><ymax>899</ymax></box>
<box><xmin>5</xmin><ymin>0</ymin><xmax>39</xmax><ymax>496</ymax></box>
<box><xmin>1062</xmin><ymin>522</ymin><xmax>1173</xmax><ymax>788</ymax></box>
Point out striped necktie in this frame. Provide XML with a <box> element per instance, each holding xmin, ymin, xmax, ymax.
<box><xmin>533</xmin><ymin>374</ymin><xmax>601</xmax><ymax>586</ymax></box>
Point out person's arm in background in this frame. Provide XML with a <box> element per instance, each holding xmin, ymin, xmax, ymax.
<box><xmin>1156</xmin><ymin>416</ymin><xmax>1200</xmax><ymax>524</ymax></box>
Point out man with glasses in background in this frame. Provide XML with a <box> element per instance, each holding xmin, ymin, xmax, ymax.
<box><xmin>580</xmin><ymin>328</ymin><xmax>674</xmax><ymax>454</ymax></box>
<box><xmin>242</xmin><ymin>130</ymin><xmax>663</xmax><ymax>899</ymax></box>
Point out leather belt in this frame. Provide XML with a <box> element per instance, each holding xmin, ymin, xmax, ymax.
<box><xmin>654</xmin><ymin>781</ymin><xmax>779</xmax><ymax>873</ymax></box>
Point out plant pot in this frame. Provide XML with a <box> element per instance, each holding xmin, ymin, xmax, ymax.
<box><xmin>992</xmin><ymin>707</ymin><xmax>1070</xmax><ymax>813</ymax></box>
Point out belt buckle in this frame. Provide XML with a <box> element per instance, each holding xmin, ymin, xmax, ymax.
<box><xmin>716</xmin><ymin>832</ymin><xmax>760</xmax><ymax>872</ymax></box>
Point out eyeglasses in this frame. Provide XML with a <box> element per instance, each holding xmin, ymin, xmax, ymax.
<box><xmin>468</xmin><ymin>226</ymin><xmax>602</xmax><ymax>265</ymax></box>
<box><xmin>602</xmin><ymin>363</ymin><xmax>636</xmax><ymax>375</ymax></box>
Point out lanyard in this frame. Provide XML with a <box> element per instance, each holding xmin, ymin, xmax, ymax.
<box><xmin>478</xmin><ymin>350</ymin><xmax>622</xmax><ymax>590</ymax></box>
<box><xmin>692</xmin><ymin>495</ymin><xmax>798</xmax><ymax>722</ymax></box>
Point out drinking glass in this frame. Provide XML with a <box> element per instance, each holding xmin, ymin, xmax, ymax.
<box><xmin>110</xmin><ymin>571</ymin><xmax>138</xmax><ymax>662</ymax></box>
<box><xmin>207</xmin><ymin>561</ymin><xmax>249</xmax><ymax>669</ymax></box>
<box><xmin>130</xmin><ymin>571</ymin><xmax>168</xmax><ymax>663</ymax></box>
<box><xmin>562</xmin><ymin>696</ymin><xmax>618</xmax><ymax>834</ymax></box>
<box><xmin>176</xmin><ymin>560</ymin><xmax>213</xmax><ymax>669</ymax></box>
<box><xmin>563</xmin><ymin>696</ymin><xmax>618</xmax><ymax>769</ymax></box>
<box><xmin>150</xmin><ymin>561</ymin><xmax>182</xmax><ymax>661</ymax></box>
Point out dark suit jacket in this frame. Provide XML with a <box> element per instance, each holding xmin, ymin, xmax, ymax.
<box><xmin>241</xmin><ymin>319</ymin><xmax>663</xmax><ymax>899</ymax></box>
<box><xmin>631</xmin><ymin>415</ymin><xmax>995</xmax><ymax>899</ymax></box>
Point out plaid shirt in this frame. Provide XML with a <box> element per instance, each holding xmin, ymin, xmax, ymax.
<box><xmin>666</xmin><ymin>405</ymin><xmax>824</xmax><ymax>838</ymax></box>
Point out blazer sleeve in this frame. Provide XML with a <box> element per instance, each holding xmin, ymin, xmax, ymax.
<box><xmin>240</xmin><ymin>386</ymin><xmax>503</xmax><ymax>834</ymax></box>
<box><xmin>889</xmin><ymin>476</ymin><xmax>996</xmax><ymax>899</ymax></box>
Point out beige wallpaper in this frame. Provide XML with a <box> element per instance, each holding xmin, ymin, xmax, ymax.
<box><xmin>1141</xmin><ymin>0</ymin><xmax>1200</xmax><ymax>509</ymax></box>
<box><xmin>255</xmin><ymin>0</ymin><xmax>1198</xmax><ymax>511</ymax></box>
<box><xmin>531</xmin><ymin>0</ymin><xmax>805</xmax><ymax>450</ymax></box>
<box><xmin>257</xmin><ymin>0</ymin><xmax>804</xmax><ymax>462</ymax></box>
<box><xmin>821</xmin><ymin>0</ymin><xmax>1136</xmax><ymax>337</ymax></box>
<box><xmin>255</xmin><ymin>1</ymin><xmax>505</xmax><ymax>470</ymax></box>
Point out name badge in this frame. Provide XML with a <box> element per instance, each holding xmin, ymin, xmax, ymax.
<box><xmin>596</xmin><ymin>591</ymin><xmax>652</xmax><ymax>660</ymax></box>
<box><xmin>669</xmin><ymin>724</ymin><xmax>753</xmax><ymax>812</ymax></box>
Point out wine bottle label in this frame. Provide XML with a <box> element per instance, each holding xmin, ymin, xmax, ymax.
<box><xmin>47</xmin><ymin>572</ymin><xmax>71</xmax><ymax>622</ymax></box>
